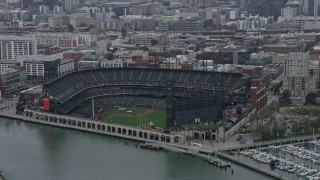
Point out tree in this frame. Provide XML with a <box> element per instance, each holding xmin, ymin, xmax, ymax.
<box><xmin>260</xmin><ymin>125</ymin><xmax>272</xmax><ymax>140</ymax></box>
<box><xmin>279</xmin><ymin>90</ymin><xmax>291</xmax><ymax>106</ymax></box>
<box><xmin>272</xmin><ymin>120</ymin><xmax>280</xmax><ymax>138</ymax></box>
<box><xmin>278</xmin><ymin>122</ymin><xmax>286</xmax><ymax>138</ymax></box>
<box><xmin>67</xmin><ymin>24</ymin><xmax>74</xmax><ymax>32</ymax></box>
<box><xmin>292</xmin><ymin>121</ymin><xmax>301</xmax><ymax>135</ymax></box>
<box><xmin>305</xmin><ymin>92</ymin><xmax>318</xmax><ymax>105</ymax></box>
<box><xmin>303</xmin><ymin>118</ymin><xmax>311</xmax><ymax>133</ymax></box>
<box><xmin>236</xmin><ymin>104</ymin><xmax>242</xmax><ymax>114</ymax></box>
<box><xmin>272</xmin><ymin>81</ymin><xmax>283</xmax><ymax>94</ymax></box>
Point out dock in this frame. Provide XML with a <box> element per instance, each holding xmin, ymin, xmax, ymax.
<box><xmin>141</xmin><ymin>142</ymin><xmax>232</xmax><ymax>168</ymax></box>
<box><xmin>220</xmin><ymin>135</ymin><xmax>320</xmax><ymax>152</ymax></box>
<box><xmin>217</xmin><ymin>152</ymin><xmax>289</xmax><ymax>180</ymax></box>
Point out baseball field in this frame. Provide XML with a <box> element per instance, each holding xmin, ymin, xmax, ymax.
<box><xmin>100</xmin><ymin>106</ymin><xmax>166</xmax><ymax>128</ymax></box>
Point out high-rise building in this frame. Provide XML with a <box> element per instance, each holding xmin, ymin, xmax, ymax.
<box><xmin>79</xmin><ymin>0</ymin><xmax>85</xmax><ymax>6</ymax></box>
<box><xmin>248</xmin><ymin>0</ymin><xmax>287</xmax><ymax>19</ymax></box>
<box><xmin>62</xmin><ymin>0</ymin><xmax>80</xmax><ymax>12</ymax></box>
<box><xmin>306</xmin><ymin>0</ymin><xmax>320</xmax><ymax>16</ymax></box>
<box><xmin>285</xmin><ymin>0</ymin><xmax>302</xmax><ymax>15</ymax></box>
<box><xmin>283</xmin><ymin>52</ymin><xmax>318</xmax><ymax>97</ymax></box>
<box><xmin>53</xmin><ymin>5</ymin><xmax>64</xmax><ymax>15</ymax></box>
<box><xmin>0</xmin><ymin>35</ymin><xmax>37</xmax><ymax>61</ymax></box>
<box><xmin>39</xmin><ymin>5</ymin><xmax>49</xmax><ymax>14</ymax></box>
<box><xmin>281</xmin><ymin>6</ymin><xmax>298</xmax><ymax>21</ymax></box>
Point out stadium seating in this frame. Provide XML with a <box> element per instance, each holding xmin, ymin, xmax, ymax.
<box><xmin>43</xmin><ymin>68</ymin><xmax>250</xmax><ymax>115</ymax></box>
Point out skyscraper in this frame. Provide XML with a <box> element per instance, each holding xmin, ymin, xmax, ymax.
<box><xmin>79</xmin><ymin>0</ymin><xmax>85</xmax><ymax>6</ymax></box>
<box><xmin>306</xmin><ymin>0</ymin><xmax>319</xmax><ymax>16</ymax></box>
<box><xmin>248</xmin><ymin>0</ymin><xmax>287</xmax><ymax>19</ymax></box>
<box><xmin>62</xmin><ymin>0</ymin><xmax>80</xmax><ymax>12</ymax></box>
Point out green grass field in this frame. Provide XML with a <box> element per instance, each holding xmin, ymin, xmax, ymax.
<box><xmin>100</xmin><ymin>107</ymin><xmax>166</xmax><ymax>128</ymax></box>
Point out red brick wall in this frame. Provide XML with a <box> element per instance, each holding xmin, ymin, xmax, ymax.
<box><xmin>250</xmin><ymin>79</ymin><xmax>267</xmax><ymax>110</ymax></box>
<box><xmin>63</xmin><ymin>53</ymin><xmax>84</xmax><ymax>70</ymax></box>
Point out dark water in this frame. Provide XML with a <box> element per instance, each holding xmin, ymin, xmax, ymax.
<box><xmin>0</xmin><ymin>118</ymin><xmax>272</xmax><ymax>180</ymax></box>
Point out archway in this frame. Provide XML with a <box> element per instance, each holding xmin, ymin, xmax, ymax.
<box><xmin>154</xmin><ymin>134</ymin><xmax>159</xmax><ymax>141</ymax></box>
<box><xmin>173</xmin><ymin>136</ymin><xmax>179</xmax><ymax>143</ymax></box>
<box><xmin>166</xmin><ymin>136</ymin><xmax>170</xmax><ymax>143</ymax></box>
<box><xmin>149</xmin><ymin>133</ymin><xmax>154</xmax><ymax>140</ymax></box>
<box><xmin>160</xmin><ymin>135</ymin><xmax>165</xmax><ymax>142</ymax></box>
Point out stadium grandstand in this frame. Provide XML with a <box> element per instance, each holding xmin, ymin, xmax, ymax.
<box><xmin>42</xmin><ymin>68</ymin><xmax>251</xmax><ymax>129</ymax></box>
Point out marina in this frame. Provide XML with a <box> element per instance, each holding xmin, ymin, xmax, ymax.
<box><xmin>140</xmin><ymin>142</ymin><xmax>232</xmax><ymax>169</ymax></box>
<box><xmin>236</xmin><ymin>141</ymin><xmax>320</xmax><ymax>180</ymax></box>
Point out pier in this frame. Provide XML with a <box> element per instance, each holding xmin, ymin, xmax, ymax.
<box><xmin>220</xmin><ymin>135</ymin><xmax>320</xmax><ymax>152</ymax></box>
<box><xmin>216</xmin><ymin>152</ymin><xmax>289</xmax><ymax>180</ymax></box>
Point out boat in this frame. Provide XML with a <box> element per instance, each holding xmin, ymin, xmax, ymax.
<box><xmin>140</xmin><ymin>142</ymin><xmax>161</xmax><ymax>150</ymax></box>
<box><xmin>208</xmin><ymin>159</ymin><xmax>231</xmax><ymax>168</ymax></box>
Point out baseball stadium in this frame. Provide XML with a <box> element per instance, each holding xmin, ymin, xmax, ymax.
<box><xmin>42</xmin><ymin>68</ymin><xmax>251</xmax><ymax>129</ymax></box>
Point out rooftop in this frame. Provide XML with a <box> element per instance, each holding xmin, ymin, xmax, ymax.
<box><xmin>20</xmin><ymin>85</ymin><xmax>43</xmax><ymax>94</ymax></box>
<box><xmin>0</xmin><ymin>35</ymin><xmax>35</xmax><ymax>41</ymax></box>
<box><xmin>0</xmin><ymin>68</ymin><xmax>20</xmax><ymax>75</ymax></box>
<box><xmin>17</xmin><ymin>54</ymin><xmax>63</xmax><ymax>62</ymax></box>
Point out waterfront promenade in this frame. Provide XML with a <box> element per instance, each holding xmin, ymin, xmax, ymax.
<box><xmin>0</xmin><ymin>100</ymin><xmax>319</xmax><ymax>153</ymax></box>
<box><xmin>0</xmin><ymin>100</ymin><xmax>317</xmax><ymax>180</ymax></box>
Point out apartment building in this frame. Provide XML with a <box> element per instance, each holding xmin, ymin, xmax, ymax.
<box><xmin>283</xmin><ymin>52</ymin><xmax>318</xmax><ymax>97</ymax></box>
<box><xmin>0</xmin><ymin>35</ymin><xmax>37</xmax><ymax>61</ymax></box>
